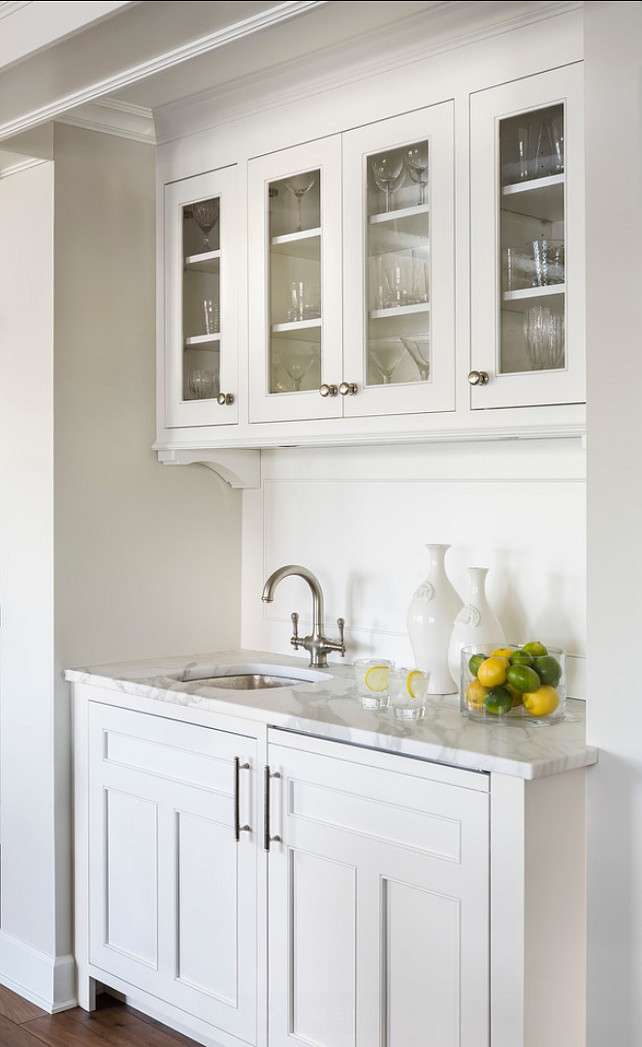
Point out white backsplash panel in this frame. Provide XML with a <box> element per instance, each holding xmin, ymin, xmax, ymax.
<box><xmin>242</xmin><ymin>440</ymin><xmax>586</xmax><ymax>698</ymax></box>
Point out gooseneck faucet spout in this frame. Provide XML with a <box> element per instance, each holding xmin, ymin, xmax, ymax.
<box><xmin>261</xmin><ymin>565</ymin><xmax>346</xmax><ymax>669</ymax></box>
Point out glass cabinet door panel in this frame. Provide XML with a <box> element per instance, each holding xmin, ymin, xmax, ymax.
<box><xmin>164</xmin><ymin>167</ymin><xmax>238</xmax><ymax>427</ymax></box>
<box><xmin>248</xmin><ymin>137</ymin><xmax>342</xmax><ymax>423</ymax></box>
<box><xmin>342</xmin><ymin>104</ymin><xmax>455</xmax><ymax>419</ymax></box>
<box><xmin>470</xmin><ymin>65</ymin><xmax>585</xmax><ymax>409</ymax></box>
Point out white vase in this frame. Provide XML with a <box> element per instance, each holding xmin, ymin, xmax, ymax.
<box><xmin>407</xmin><ymin>544</ymin><xmax>463</xmax><ymax>694</ymax></box>
<box><xmin>447</xmin><ymin>566</ymin><xmax>505</xmax><ymax>685</ymax></box>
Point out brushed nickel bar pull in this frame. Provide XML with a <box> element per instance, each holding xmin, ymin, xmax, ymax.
<box><xmin>234</xmin><ymin>757</ymin><xmax>251</xmax><ymax>843</ymax></box>
<box><xmin>264</xmin><ymin>765</ymin><xmax>282</xmax><ymax>851</ymax></box>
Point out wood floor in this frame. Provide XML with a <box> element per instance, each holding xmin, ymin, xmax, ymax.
<box><xmin>0</xmin><ymin>984</ymin><xmax>202</xmax><ymax>1047</ymax></box>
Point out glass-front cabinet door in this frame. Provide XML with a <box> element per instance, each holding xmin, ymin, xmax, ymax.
<box><xmin>248</xmin><ymin>137</ymin><xmax>342</xmax><ymax>423</ymax></box>
<box><xmin>469</xmin><ymin>64</ymin><xmax>585</xmax><ymax>409</ymax></box>
<box><xmin>342</xmin><ymin>103</ymin><xmax>455</xmax><ymax>418</ymax></box>
<box><xmin>164</xmin><ymin>167</ymin><xmax>238</xmax><ymax>427</ymax></box>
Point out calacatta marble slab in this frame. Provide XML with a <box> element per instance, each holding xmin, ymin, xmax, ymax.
<box><xmin>65</xmin><ymin>648</ymin><xmax>597</xmax><ymax>780</ymax></box>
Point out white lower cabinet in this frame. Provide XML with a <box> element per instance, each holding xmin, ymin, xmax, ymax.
<box><xmin>266</xmin><ymin>732</ymin><xmax>489</xmax><ymax>1047</ymax></box>
<box><xmin>77</xmin><ymin>697</ymin><xmax>586</xmax><ymax>1047</ymax></box>
<box><xmin>86</xmin><ymin>703</ymin><xmax>259</xmax><ymax>1045</ymax></box>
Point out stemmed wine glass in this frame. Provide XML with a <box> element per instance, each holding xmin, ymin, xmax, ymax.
<box><xmin>191</xmin><ymin>199</ymin><xmax>219</xmax><ymax>251</ymax></box>
<box><xmin>368</xmin><ymin>338</ymin><xmax>406</xmax><ymax>384</ymax></box>
<box><xmin>370</xmin><ymin>151</ymin><xmax>404</xmax><ymax>213</ymax></box>
<box><xmin>404</xmin><ymin>143</ymin><xmax>429</xmax><ymax>205</ymax></box>
<box><xmin>401</xmin><ymin>334</ymin><xmax>430</xmax><ymax>381</ymax></box>
<box><xmin>279</xmin><ymin>345</ymin><xmax>320</xmax><ymax>391</ymax></box>
<box><xmin>284</xmin><ymin>172</ymin><xmax>317</xmax><ymax>232</ymax></box>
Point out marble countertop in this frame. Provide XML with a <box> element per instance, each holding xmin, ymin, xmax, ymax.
<box><xmin>65</xmin><ymin>648</ymin><xmax>598</xmax><ymax>780</ymax></box>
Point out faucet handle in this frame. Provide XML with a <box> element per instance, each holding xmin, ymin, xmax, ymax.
<box><xmin>290</xmin><ymin>612</ymin><xmax>301</xmax><ymax>650</ymax></box>
<box><xmin>337</xmin><ymin>617</ymin><xmax>346</xmax><ymax>657</ymax></box>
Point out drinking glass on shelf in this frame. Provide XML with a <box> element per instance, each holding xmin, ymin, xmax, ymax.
<box><xmin>203</xmin><ymin>298</ymin><xmax>219</xmax><ymax>334</ymax></box>
<box><xmin>530</xmin><ymin>238</ymin><xmax>565</xmax><ymax>286</ymax></box>
<box><xmin>404</xmin><ymin>142</ymin><xmax>429</xmax><ymax>205</ymax></box>
<box><xmin>284</xmin><ymin>172</ymin><xmax>317</xmax><ymax>232</ymax></box>
<box><xmin>551</xmin><ymin>115</ymin><xmax>564</xmax><ymax>174</ymax></box>
<box><xmin>383</xmin><ymin>255</ymin><xmax>414</xmax><ymax>307</ymax></box>
<box><xmin>287</xmin><ymin>281</ymin><xmax>321</xmax><ymax>322</ymax></box>
<box><xmin>400</xmin><ymin>335</ymin><xmax>430</xmax><ymax>381</ymax></box>
<box><xmin>191</xmin><ymin>199</ymin><xmax>219</xmax><ymax>250</ymax></box>
<box><xmin>368</xmin><ymin>338</ymin><xmax>406</xmax><ymax>384</ymax></box>
<box><xmin>516</xmin><ymin>122</ymin><xmax>533</xmax><ymax>181</ymax></box>
<box><xmin>188</xmin><ymin>369</ymin><xmax>217</xmax><ymax>399</ymax></box>
<box><xmin>370</xmin><ymin>151</ymin><xmax>404</xmax><ymax>212</ymax></box>
<box><xmin>279</xmin><ymin>345</ymin><xmax>320</xmax><ymax>391</ymax></box>
<box><xmin>523</xmin><ymin>306</ymin><xmax>565</xmax><ymax>370</ymax></box>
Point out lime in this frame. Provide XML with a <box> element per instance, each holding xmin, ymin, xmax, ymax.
<box><xmin>468</xmin><ymin>653</ymin><xmax>486</xmax><ymax>677</ymax></box>
<box><xmin>506</xmin><ymin>664</ymin><xmax>541</xmax><ymax>694</ymax></box>
<box><xmin>465</xmin><ymin>679</ymin><xmax>488</xmax><ymax>709</ymax></box>
<box><xmin>483</xmin><ymin>686</ymin><xmax>513</xmax><ymax>715</ymax></box>
<box><xmin>533</xmin><ymin>655</ymin><xmax>562</xmax><ymax>687</ymax></box>
<box><xmin>364</xmin><ymin>666</ymin><xmax>389</xmax><ymax>692</ymax></box>
<box><xmin>509</xmin><ymin>648</ymin><xmax>534</xmax><ymax>667</ymax></box>
<box><xmin>506</xmin><ymin>683</ymin><xmax>524</xmax><ymax>707</ymax></box>
<box><xmin>522</xmin><ymin>641</ymin><xmax>548</xmax><ymax>657</ymax></box>
<box><xmin>477</xmin><ymin>656</ymin><xmax>509</xmax><ymax>688</ymax></box>
<box><xmin>522</xmin><ymin>684</ymin><xmax>560</xmax><ymax>717</ymax></box>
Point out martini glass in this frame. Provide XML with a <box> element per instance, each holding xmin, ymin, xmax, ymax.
<box><xmin>284</xmin><ymin>172</ymin><xmax>317</xmax><ymax>232</ymax></box>
<box><xmin>404</xmin><ymin>143</ymin><xmax>429</xmax><ymax>205</ymax></box>
<box><xmin>280</xmin><ymin>345</ymin><xmax>320</xmax><ymax>391</ymax></box>
<box><xmin>401</xmin><ymin>334</ymin><xmax>430</xmax><ymax>381</ymax></box>
<box><xmin>191</xmin><ymin>199</ymin><xmax>219</xmax><ymax>250</ymax></box>
<box><xmin>370</xmin><ymin>151</ymin><xmax>404</xmax><ymax>212</ymax></box>
<box><xmin>368</xmin><ymin>338</ymin><xmax>406</xmax><ymax>384</ymax></box>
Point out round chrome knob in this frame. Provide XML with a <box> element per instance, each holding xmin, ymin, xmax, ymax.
<box><xmin>338</xmin><ymin>382</ymin><xmax>358</xmax><ymax>396</ymax></box>
<box><xmin>319</xmin><ymin>384</ymin><xmax>338</xmax><ymax>398</ymax></box>
<box><xmin>467</xmin><ymin>370</ymin><xmax>490</xmax><ymax>387</ymax></box>
<box><xmin>217</xmin><ymin>392</ymin><xmax>234</xmax><ymax>405</ymax></box>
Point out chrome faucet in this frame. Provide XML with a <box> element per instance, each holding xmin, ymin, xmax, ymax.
<box><xmin>261</xmin><ymin>564</ymin><xmax>346</xmax><ymax>669</ymax></box>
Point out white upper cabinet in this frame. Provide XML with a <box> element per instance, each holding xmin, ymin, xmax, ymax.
<box><xmin>164</xmin><ymin>166</ymin><xmax>239</xmax><ymax>428</ymax></box>
<box><xmin>469</xmin><ymin>64</ymin><xmax>585</xmax><ymax>409</ymax></box>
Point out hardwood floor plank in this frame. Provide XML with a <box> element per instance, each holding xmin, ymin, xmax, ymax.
<box><xmin>22</xmin><ymin>1012</ymin><xmax>128</xmax><ymax>1047</ymax></box>
<box><xmin>66</xmin><ymin>1001</ymin><xmax>202</xmax><ymax>1047</ymax></box>
<box><xmin>0</xmin><ymin>1013</ymin><xmax>56</xmax><ymax>1047</ymax></box>
<box><xmin>0</xmin><ymin>985</ymin><xmax>48</xmax><ymax>1024</ymax></box>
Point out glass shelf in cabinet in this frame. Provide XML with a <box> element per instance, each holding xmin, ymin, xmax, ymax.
<box><xmin>184</xmin><ymin>250</ymin><xmax>221</xmax><ymax>272</ymax></box>
<box><xmin>271</xmin><ymin>318</ymin><xmax>322</xmax><ymax>338</ymax></box>
<box><xmin>271</xmin><ymin>229</ymin><xmax>321</xmax><ymax>260</ymax></box>
<box><xmin>184</xmin><ymin>333</ymin><xmax>221</xmax><ymax>347</ymax></box>
<box><xmin>502</xmin><ymin>285</ymin><xmax>565</xmax><ymax>310</ymax></box>
<box><xmin>369</xmin><ymin>201</ymin><xmax>430</xmax><ymax>225</ymax></box>
<box><xmin>369</xmin><ymin>302</ymin><xmax>430</xmax><ymax>320</ymax></box>
<box><xmin>501</xmin><ymin>176</ymin><xmax>564</xmax><ymax>223</ymax></box>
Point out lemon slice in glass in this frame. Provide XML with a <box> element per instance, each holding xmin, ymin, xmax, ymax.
<box><xmin>365</xmin><ymin>665</ymin><xmax>389</xmax><ymax>692</ymax></box>
<box><xmin>406</xmin><ymin>670</ymin><xmax>428</xmax><ymax>700</ymax></box>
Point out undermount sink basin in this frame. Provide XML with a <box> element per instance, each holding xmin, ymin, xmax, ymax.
<box><xmin>181</xmin><ymin>662</ymin><xmax>331</xmax><ymax>690</ymax></box>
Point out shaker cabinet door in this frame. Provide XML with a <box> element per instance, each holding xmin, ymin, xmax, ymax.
<box><xmin>470</xmin><ymin>63</ymin><xmax>585</xmax><ymax>409</ymax></box>
<box><xmin>87</xmin><ymin>704</ymin><xmax>258</xmax><ymax>1044</ymax></box>
<box><xmin>267</xmin><ymin>734</ymin><xmax>489</xmax><ymax>1047</ymax></box>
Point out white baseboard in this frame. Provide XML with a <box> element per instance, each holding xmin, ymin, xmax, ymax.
<box><xmin>0</xmin><ymin>930</ymin><xmax>76</xmax><ymax>1012</ymax></box>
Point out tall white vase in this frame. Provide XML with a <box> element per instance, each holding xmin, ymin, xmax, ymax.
<box><xmin>447</xmin><ymin>566</ymin><xmax>505</xmax><ymax>685</ymax></box>
<box><xmin>407</xmin><ymin>544</ymin><xmax>463</xmax><ymax>694</ymax></box>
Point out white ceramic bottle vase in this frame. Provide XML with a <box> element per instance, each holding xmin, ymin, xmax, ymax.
<box><xmin>407</xmin><ymin>544</ymin><xmax>463</xmax><ymax>694</ymax></box>
<box><xmin>447</xmin><ymin>566</ymin><xmax>506</xmax><ymax>685</ymax></box>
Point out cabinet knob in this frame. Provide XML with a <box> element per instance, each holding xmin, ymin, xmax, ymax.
<box><xmin>467</xmin><ymin>370</ymin><xmax>490</xmax><ymax>387</ymax></box>
<box><xmin>217</xmin><ymin>393</ymin><xmax>234</xmax><ymax>405</ymax></box>
<box><xmin>319</xmin><ymin>384</ymin><xmax>338</xmax><ymax>398</ymax></box>
<box><xmin>338</xmin><ymin>382</ymin><xmax>358</xmax><ymax>396</ymax></box>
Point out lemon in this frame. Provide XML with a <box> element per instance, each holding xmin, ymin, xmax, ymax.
<box><xmin>492</xmin><ymin>647</ymin><xmax>514</xmax><ymax>659</ymax></box>
<box><xmin>406</xmin><ymin>670</ymin><xmax>428</xmax><ymax>700</ymax></box>
<box><xmin>522</xmin><ymin>684</ymin><xmax>560</xmax><ymax>717</ymax></box>
<box><xmin>477</xmin><ymin>656</ymin><xmax>509</xmax><ymax>688</ymax></box>
<box><xmin>506</xmin><ymin>683</ymin><xmax>524</xmax><ymax>707</ymax></box>
<box><xmin>509</xmin><ymin>648</ymin><xmax>534</xmax><ymax>667</ymax></box>
<box><xmin>465</xmin><ymin>679</ymin><xmax>488</xmax><ymax>709</ymax></box>
<box><xmin>364</xmin><ymin>665</ymin><xmax>389</xmax><ymax>692</ymax></box>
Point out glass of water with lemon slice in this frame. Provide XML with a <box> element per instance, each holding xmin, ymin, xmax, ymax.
<box><xmin>389</xmin><ymin>667</ymin><xmax>431</xmax><ymax>720</ymax></box>
<box><xmin>353</xmin><ymin>659</ymin><xmax>395</xmax><ymax>709</ymax></box>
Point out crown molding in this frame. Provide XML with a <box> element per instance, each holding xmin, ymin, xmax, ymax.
<box><xmin>0</xmin><ymin>1</ymin><xmax>326</xmax><ymax>142</ymax></box>
<box><xmin>153</xmin><ymin>0</ymin><xmax>582</xmax><ymax>145</ymax></box>
<box><xmin>56</xmin><ymin>99</ymin><xmax>155</xmax><ymax>144</ymax></box>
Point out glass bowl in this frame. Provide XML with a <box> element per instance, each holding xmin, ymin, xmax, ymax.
<box><xmin>459</xmin><ymin>643</ymin><xmax>566</xmax><ymax>726</ymax></box>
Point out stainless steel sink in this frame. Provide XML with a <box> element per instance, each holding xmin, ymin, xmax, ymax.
<box><xmin>181</xmin><ymin>663</ymin><xmax>330</xmax><ymax>690</ymax></box>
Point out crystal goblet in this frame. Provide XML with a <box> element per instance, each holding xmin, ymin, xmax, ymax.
<box><xmin>404</xmin><ymin>143</ymin><xmax>429</xmax><ymax>205</ymax></box>
<box><xmin>368</xmin><ymin>338</ymin><xmax>406</xmax><ymax>384</ymax></box>
<box><xmin>284</xmin><ymin>172</ymin><xmax>317</xmax><ymax>232</ymax></box>
<box><xmin>370</xmin><ymin>151</ymin><xmax>404</xmax><ymax>212</ymax></box>
<box><xmin>191</xmin><ymin>199</ymin><xmax>219</xmax><ymax>250</ymax></box>
<box><xmin>401</xmin><ymin>334</ymin><xmax>430</xmax><ymax>381</ymax></box>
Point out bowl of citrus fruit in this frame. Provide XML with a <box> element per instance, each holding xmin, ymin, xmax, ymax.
<box><xmin>460</xmin><ymin>642</ymin><xmax>566</xmax><ymax>725</ymax></box>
